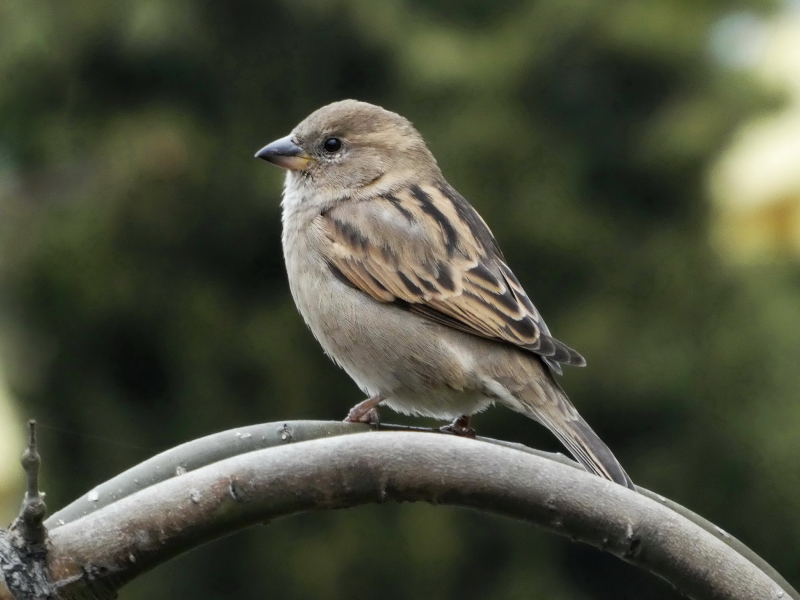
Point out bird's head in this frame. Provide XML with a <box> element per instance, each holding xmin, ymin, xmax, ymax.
<box><xmin>256</xmin><ymin>100</ymin><xmax>439</xmax><ymax>205</ymax></box>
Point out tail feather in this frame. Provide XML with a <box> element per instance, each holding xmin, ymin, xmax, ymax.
<box><xmin>544</xmin><ymin>414</ymin><xmax>634</xmax><ymax>490</ymax></box>
<box><xmin>486</xmin><ymin>363</ymin><xmax>634</xmax><ymax>489</ymax></box>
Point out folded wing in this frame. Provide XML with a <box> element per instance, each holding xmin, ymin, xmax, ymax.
<box><xmin>321</xmin><ymin>182</ymin><xmax>585</xmax><ymax>373</ymax></box>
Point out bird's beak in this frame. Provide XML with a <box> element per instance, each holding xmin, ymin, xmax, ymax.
<box><xmin>254</xmin><ymin>135</ymin><xmax>312</xmax><ymax>171</ymax></box>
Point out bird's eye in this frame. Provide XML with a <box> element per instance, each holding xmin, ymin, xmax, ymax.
<box><xmin>322</xmin><ymin>137</ymin><xmax>342</xmax><ymax>153</ymax></box>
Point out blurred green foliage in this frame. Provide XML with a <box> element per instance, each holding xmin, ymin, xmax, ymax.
<box><xmin>1</xmin><ymin>0</ymin><xmax>799</xmax><ymax>598</ymax></box>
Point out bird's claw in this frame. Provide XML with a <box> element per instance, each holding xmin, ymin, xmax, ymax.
<box><xmin>440</xmin><ymin>416</ymin><xmax>476</xmax><ymax>438</ymax></box>
<box><xmin>344</xmin><ymin>401</ymin><xmax>381</xmax><ymax>426</ymax></box>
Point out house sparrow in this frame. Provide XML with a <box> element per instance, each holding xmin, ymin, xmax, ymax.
<box><xmin>256</xmin><ymin>100</ymin><xmax>634</xmax><ymax>489</ymax></box>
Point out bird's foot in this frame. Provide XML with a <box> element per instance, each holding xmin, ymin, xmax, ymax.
<box><xmin>344</xmin><ymin>395</ymin><xmax>383</xmax><ymax>426</ymax></box>
<box><xmin>440</xmin><ymin>415</ymin><xmax>476</xmax><ymax>438</ymax></box>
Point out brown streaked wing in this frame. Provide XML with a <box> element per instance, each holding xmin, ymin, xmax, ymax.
<box><xmin>321</xmin><ymin>183</ymin><xmax>585</xmax><ymax>370</ymax></box>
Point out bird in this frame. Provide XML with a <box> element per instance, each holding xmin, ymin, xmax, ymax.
<box><xmin>255</xmin><ymin>99</ymin><xmax>634</xmax><ymax>489</ymax></box>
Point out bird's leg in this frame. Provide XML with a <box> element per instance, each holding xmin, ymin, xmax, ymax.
<box><xmin>344</xmin><ymin>395</ymin><xmax>383</xmax><ymax>425</ymax></box>
<box><xmin>440</xmin><ymin>415</ymin><xmax>476</xmax><ymax>438</ymax></box>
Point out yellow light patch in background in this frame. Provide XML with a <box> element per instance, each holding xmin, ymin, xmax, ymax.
<box><xmin>0</xmin><ymin>369</ymin><xmax>23</xmax><ymax>524</ymax></box>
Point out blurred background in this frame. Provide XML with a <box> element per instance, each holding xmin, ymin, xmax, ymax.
<box><xmin>1</xmin><ymin>0</ymin><xmax>799</xmax><ymax>597</ymax></box>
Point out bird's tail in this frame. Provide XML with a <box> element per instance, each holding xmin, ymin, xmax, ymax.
<box><xmin>513</xmin><ymin>378</ymin><xmax>635</xmax><ymax>490</ymax></box>
<box><xmin>542</xmin><ymin>411</ymin><xmax>635</xmax><ymax>490</ymax></box>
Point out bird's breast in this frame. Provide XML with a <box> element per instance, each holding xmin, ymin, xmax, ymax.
<box><xmin>280</xmin><ymin>197</ymin><xmax>496</xmax><ymax>418</ymax></box>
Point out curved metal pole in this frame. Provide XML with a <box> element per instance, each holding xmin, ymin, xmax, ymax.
<box><xmin>42</xmin><ymin>432</ymin><xmax>788</xmax><ymax>600</ymax></box>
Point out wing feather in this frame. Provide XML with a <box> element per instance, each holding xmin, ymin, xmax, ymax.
<box><xmin>321</xmin><ymin>182</ymin><xmax>586</xmax><ymax>371</ymax></box>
